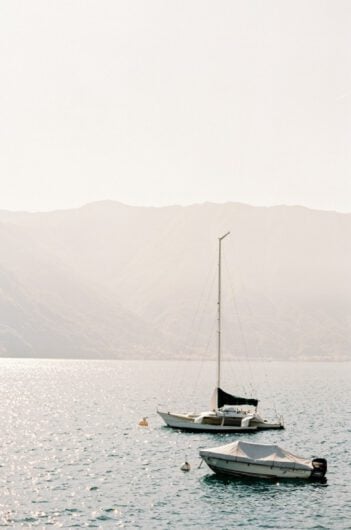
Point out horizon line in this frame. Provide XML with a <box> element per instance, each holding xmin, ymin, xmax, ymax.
<box><xmin>0</xmin><ymin>199</ymin><xmax>350</xmax><ymax>216</ymax></box>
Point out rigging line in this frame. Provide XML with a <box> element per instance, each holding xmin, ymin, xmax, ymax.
<box><xmin>169</xmin><ymin>257</ymin><xmax>217</xmax><ymax>407</ymax></box>
<box><xmin>210</xmin><ymin>238</ymin><xmax>247</xmax><ymax>395</ymax></box>
<box><xmin>190</xmin><ymin>317</ymin><xmax>217</xmax><ymax>409</ymax></box>
<box><xmin>189</xmin><ymin>266</ymin><xmax>218</xmax><ymax>408</ymax></box>
<box><xmin>223</xmin><ymin>252</ymin><xmax>257</xmax><ymax>397</ymax></box>
<box><xmin>219</xmin><ymin>257</ymin><xmax>250</xmax><ymax>396</ymax></box>
<box><xmin>232</xmin><ymin>258</ymin><xmax>279</xmax><ymax>417</ymax></box>
<box><xmin>218</xmin><ymin>267</ymin><xmax>247</xmax><ymax>395</ymax></box>
<box><xmin>181</xmin><ymin>257</ymin><xmax>217</xmax><ymax>356</ymax></box>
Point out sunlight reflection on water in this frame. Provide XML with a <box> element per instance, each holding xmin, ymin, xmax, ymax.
<box><xmin>0</xmin><ymin>359</ymin><xmax>349</xmax><ymax>529</ymax></box>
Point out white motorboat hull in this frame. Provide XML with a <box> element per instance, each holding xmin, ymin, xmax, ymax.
<box><xmin>200</xmin><ymin>453</ymin><xmax>312</xmax><ymax>479</ymax></box>
<box><xmin>199</xmin><ymin>441</ymin><xmax>327</xmax><ymax>481</ymax></box>
<box><xmin>157</xmin><ymin>410</ymin><xmax>283</xmax><ymax>433</ymax></box>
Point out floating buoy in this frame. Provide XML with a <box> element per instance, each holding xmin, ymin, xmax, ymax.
<box><xmin>180</xmin><ymin>461</ymin><xmax>191</xmax><ymax>472</ymax></box>
<box><xmin>138</xmin><ymin>417</ymin><xmax>149</xmax><ymax>427</ymax></box>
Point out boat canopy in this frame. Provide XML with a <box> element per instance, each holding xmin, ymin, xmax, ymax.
<box><xmin>205</xmin><ymin>440</ymin><xmax>313</xmax><ymax>470</ymax></box>
<box><xmin>214</xmin><ymin>387</ymin><xmax>259</xmax><ymax>409</ymax></box>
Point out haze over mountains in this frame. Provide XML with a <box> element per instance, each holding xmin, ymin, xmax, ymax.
<box><xmin>0</xmin><ymin>201</ymin><xmax>350</xmax><ymax>360</ymax></box>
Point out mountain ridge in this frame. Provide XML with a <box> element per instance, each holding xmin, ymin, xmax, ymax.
<box><xmin>1</xmin><ymin>199</ymin><xmax>350</xmax><ymax>216</ymax></box>
<box><xmin>0</xmin><ymin>201</ymin><xmax>349</xmax><ymax>360</ymax></box>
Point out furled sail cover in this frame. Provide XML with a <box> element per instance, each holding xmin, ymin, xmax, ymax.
<box><xmin>217</xmin><ymin>387</ymin><xmax>258</xmax><ymax>408</ymax></box>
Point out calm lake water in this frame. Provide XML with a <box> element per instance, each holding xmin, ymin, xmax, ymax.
<box><xmin>0</xmin><ymin>359</ymin><xmax>350</xmax><ymax>529</ymax></box>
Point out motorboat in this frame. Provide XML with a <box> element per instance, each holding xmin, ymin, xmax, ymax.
<box><xmin>200</xmin><ymin>440</ymin><xmax>327</xmax><ymax>481</ymax></box>
<box><xmin>157</xmin><ymin>232</ymin><xmax>284</xmax><ymax>433</ymax></box>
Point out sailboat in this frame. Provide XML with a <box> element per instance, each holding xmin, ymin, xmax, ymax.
<box><xmin>157</xmin><ymin>232</ymin><xmax>284</xmax><ymax>432</ymax></box>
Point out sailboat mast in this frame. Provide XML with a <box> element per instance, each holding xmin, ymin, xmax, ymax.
<box><xmin>217</xmin><ymin>232</ymin><xmax>230</xmax><ymax>399</ymax></box>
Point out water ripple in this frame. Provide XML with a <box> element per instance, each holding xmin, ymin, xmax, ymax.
<box><xmin>0</xmin><ymin>359</ymin><xmax>349</xmax><ymax>529</ymax></box>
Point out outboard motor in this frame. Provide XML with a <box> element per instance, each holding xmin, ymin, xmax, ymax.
<box><xmin>310</xmin><ymin>458</ymin><xmax>327</xmax><ymax>481</ymax></box>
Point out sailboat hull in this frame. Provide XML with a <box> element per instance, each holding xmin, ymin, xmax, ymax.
<box><xmin>157</xmin><ymin>411</ymin><xmax>283</xmax><ymax>432</ymax></box>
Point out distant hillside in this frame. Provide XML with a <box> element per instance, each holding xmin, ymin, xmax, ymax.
<box><xmin>0</xmin><ymin>201</ymin><xmax>350</xmax><ymax>360</ymax></box>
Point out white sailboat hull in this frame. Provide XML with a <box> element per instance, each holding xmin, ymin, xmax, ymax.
<box><xmin>157</xmin><ymin>410</ymin><xmax>283</xmax><ymax>432</ymax></box>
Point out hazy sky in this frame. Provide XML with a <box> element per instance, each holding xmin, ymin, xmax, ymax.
<box><xmin>0</xmin><ymin>1</ymin><xmax>350</xmax><ymax>212</ymax></box>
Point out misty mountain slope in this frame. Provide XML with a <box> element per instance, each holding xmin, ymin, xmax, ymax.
<box><xmin>0</xmin><ymin>220</ymin><xmax>174</xmax><ymax>358</ymax></box>
<box><xmin>0</xmin><ymin>201</ymin><xmax>350</xmax><ymax>359</ymax></box>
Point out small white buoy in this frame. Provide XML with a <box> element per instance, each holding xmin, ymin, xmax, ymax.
<box><xmin>180</xmin><ymin>461</ymin><xmax>191</xmax><ymax>472</ymax></box>
<box><xmin>138</xmin><ymin>417</ymin><xmax>149</xmax><ymax>427</ymax></box>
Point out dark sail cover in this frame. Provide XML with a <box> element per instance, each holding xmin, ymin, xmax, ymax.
<box><xmin>217</xmin><ymin>387</ymin><xmax>258</xmax><ymax>408</ymax></box>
